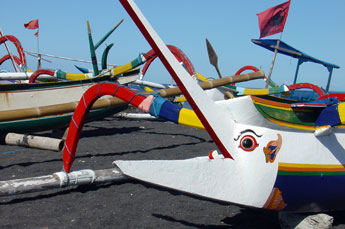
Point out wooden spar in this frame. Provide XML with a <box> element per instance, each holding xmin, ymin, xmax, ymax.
<box><xmin>36</xmin><ymin>27</ymin><xmax>40</xmax><ymax>69</ymax></box>
<box><xmin>87</xmin><ymin>21</ymin><xmax>99</xmax><ymax>76</ymax></box>
<box><xmin>115</xmin><ymin>112</ymin><xmax>155</xmax><ymax>119</ymax></box>
<box><xmin>155</xmin><ymin>70</ymin><xmax>264</xmax><ymax>97</ymax></box>
<box><xmin>0</xmin><ymin>97</ymin><xmax>127</xmax><ymax>122</ymax></box>
<box><xmin>94</xmin><ymin>19</ymin><xmax>124</xmax><ymax>50</ymax></box>
<box><xmin>133</xmin><ymin>79</ymin><xmax>167</xmax><ymax>89</ymax></box>
<box><xmin>206</xmin><ymin>38</ymin><xmax>222</xmax><ymax>78</ymax></box>
<box><xmin>0</xmin><ymin>71</ymin><xmax>264</xmax><ymax>122</ymax></box>
<box><xmin>265</xmin><ymin>33</ymin><xmax>283</xmax><ymax>88</ymax></box>
<box><xmin>25</xmin><ymin>50</ymin><xmax>52</xmax><ymax>63</ymax></box>
<box><xmin>24</xmin><ymin>50</ymin><xmax>117</xmax><ymax>67</ymax></box>
<box><xmin>5</xmin><ymin>133</ymin><xmax>64</xmax><ymax>151</ymax></box>
<box><xmin>0</xmin><ymin>168</ymin><xmax>129</xmax><ymax>197</ymax></box>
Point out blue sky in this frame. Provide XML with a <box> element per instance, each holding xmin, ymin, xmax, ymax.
<box><xmin>1</xmin><ymin>0</ymin><xmax>345</xmax><ymax>91</ymax></box>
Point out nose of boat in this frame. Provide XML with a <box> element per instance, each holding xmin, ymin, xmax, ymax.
<box><xmin>113</xmin><ymin>152</ymin><xmax>278</xmax><ymax>209</ymax></box>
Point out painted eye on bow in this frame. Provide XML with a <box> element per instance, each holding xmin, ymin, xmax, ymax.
<box><xmin>239</xmin><ymin>135</ymin><xmax>258</xmax><ymax>151</ymax></box>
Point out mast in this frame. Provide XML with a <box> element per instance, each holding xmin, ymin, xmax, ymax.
<box><xmin>265</xmin><ymin>32</ymin><xmax>283</xmax><ymax>88</ymax></box>
<box><xmin>36</xmin><ymin>26</ymin><xmax>41</xmax><ymax>69</ymax></box>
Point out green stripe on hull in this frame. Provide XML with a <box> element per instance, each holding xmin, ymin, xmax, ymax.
<box><xmin>268</xmin><ymin>87</ymin><xmax>282</xmax><ymax>94</ymax></box>
<box><xmin>55</xmin><ymin>70</ymin><xmax>67</xmax><ymax>80</ymax></box>
<box><xmin>253</xmin><ymin>103</ymin><xmax>316</xmax><ymax>126</ymax></box>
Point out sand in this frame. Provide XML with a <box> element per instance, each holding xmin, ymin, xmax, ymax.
<box><xmin>0</xmin><ymin>116</ymin><xmax>344</xmax><ymax>228</ymax></box>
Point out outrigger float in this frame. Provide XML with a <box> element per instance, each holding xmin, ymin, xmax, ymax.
<box><xmin>1</xmin><ymin>0</ymin><xmax>345</xmax><ymax>214</ymax></box>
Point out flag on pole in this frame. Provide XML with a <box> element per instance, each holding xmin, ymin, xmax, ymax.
<box><xmin>24</xmin><ymin>19</ymin><xmax>39</xmax><ymax>30</ymax></box>
<box><xmin>257</xmin><ymin>0</ymin><xmax>291</xmax><ymax>38</ymax></box>
<box><xmin>34</xmin><ymin>31</ymin><xmax>39</xmax><ymax>37</ymax></box>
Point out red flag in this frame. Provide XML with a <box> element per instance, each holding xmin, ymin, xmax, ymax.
<box><xmin>24</xmin><ymin>19</ymin><xmax>39</xmax><ymax>29</ymax></box>
<box><xmin>257</xmin><ymin>1</ymin><xmax>290</xmax><ymax>38</ymax></box>
<box><xmin>34</xmin><ymin>31</ymin><xmax>39</xmax><ymax>37</ymax></box>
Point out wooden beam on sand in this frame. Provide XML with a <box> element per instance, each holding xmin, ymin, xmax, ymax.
<box><xmin>0</xmin><ymin>168</ymin><xmax>129</xmax><ymax>196</ymax></box>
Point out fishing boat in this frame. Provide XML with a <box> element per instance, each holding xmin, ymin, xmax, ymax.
<box><xmin>209</xmin><ymin>38</ymin><xmax>340</xmax><ymax>100</ymax></box>
<box><xmin>251</xmin><ymin>38</ymin><xmax>340</xmax><ymax>94</ymax></box>
<box><xmin>110</xmin><ymin>0</ymin><xmax>345</xmax><ymax>212</ymax></box>
<box><xmin>0</xmin><ymin>74</ymin><xmax>130</xmax><ymax>134</ymax></box>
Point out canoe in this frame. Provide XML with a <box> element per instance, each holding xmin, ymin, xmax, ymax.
<box><xmin>113</xmin><ymin>0</ymin><xmax>345</xmax><ymax>212</ymax></box>
<box><xmin>0</xmin><ymin>74</ymin><xmax>127</xmax><ymax>134</ymax></box>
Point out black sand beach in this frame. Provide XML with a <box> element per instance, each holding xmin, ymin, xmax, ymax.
<box><xmin>0</xmin><ymin>115</ymin><xmax>345</xmax><ymax>228</ymax></box>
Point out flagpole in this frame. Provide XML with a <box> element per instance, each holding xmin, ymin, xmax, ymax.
<box><xmin>36</xmin><ymin>27</ymin><xmax>41</xmax><ymax>70</ymax></box>
<box><xmin>264</xmin><ymin>32</ymin><xmax>283</xmax><ymax>88</ymax></box>
<box><xmin>0</xmin><ymin>27</ymin><xmax>19</xmax><ymax>72</ymax></box>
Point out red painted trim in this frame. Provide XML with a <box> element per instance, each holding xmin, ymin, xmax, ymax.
<box><xmin>29</xmin><ymin>69</ymin><xmax>55</xmax><ymax>83</ymax></box>
<box><xmin>317</xmin><ymin>93</ymin><xmax>345</xmax><ymax>102</ymax></box>
<box><xmin>235</xmin><ymin>65</ymin><xmax>261</xmax><ymax>76</ymax></box>
<box><xmin>208</xmin><ymin>151</ymin><xmax>214</xmax><ymax>159</ymax></box>
<box><xmin>142</xmin><ymin>45</ymin><xmax>195</xmax><ymax>77</ymax></box>
<box><xmin>234</xmin><ymin>65</ymin><xmax>263</xmax><ymax>86</ymax></box>
<box><xmin>120</xmin><ymin>0</ymin><xmax>233</xmax><ymax>159</ymax></box>
<box><xmin>62</xmin><ymin>82</ymin><xmax>146</xmax><ymax>173</ymax></box>
<box><xmin>0</xmin><ymin>54</ymin><xmax>21</xmax><ymax>66</ymax></box>
<box><xmin>0</xmin><ymin>35</ymin><xmax>26</xmax><ymax>66</ymax></box>
<box><xmin>287</xmin><ymin>83</ymin><xmax>325</xmax><ymax>97</ymax></box>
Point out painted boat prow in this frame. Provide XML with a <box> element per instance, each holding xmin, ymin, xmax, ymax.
<box><xmin>119</xmin><ymin>0</ymin><xmax>235</xmax><ymax>160</ymax></box>
<box><xmin>116</xmin><ymin>0</ymin><xmax>345</xmax><ymax>212</ymax></box>
<box><xmin>115</xmin><ymin>153</ymin><xmax>277</xmax><ymax>209</ymax></box>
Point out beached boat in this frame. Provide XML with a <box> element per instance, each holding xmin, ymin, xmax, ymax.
<box><xmin>0</xmin><ymin>74</ymin><xmax>129</xmax><ymax>134</ymax></box>
<box><xmin>0</xmin><ymin>30</ymin><xmax>198</xmax><ymax>134</ymax></box>
<box><xmin>110</xmin><ymin>0</ymin><xmax>345</xmax><ymax>212</ymax></box>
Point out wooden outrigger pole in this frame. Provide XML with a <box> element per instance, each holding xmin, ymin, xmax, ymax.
<box><xmin>0</xmin><ymin>168</ymin><xmax>129</xmax><ymax>197</ymax></box>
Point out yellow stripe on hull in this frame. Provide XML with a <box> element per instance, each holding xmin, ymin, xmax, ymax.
<box><xmin>65</xmin><ymin>73</ymin><xmax>89</xmax><ymax>80</ymax></box>
<box><xmin>339</xmin><ymin>103</ymin><xmax>345</xmax><ymax>124</ymax></box>
<box><xmin>244</xmin><ymin>88</ymin><xmax>269</xmax><ymax>95</ymax></box>
<box><xmin>195</xmin><ymin>72</ymin><xmax>210</xmax><ymax>81</ymax></box>
<box><xmin>178</xmin><ymin>108</ymin><xmax>205</xmax><ymax>129</ymax></box>
<box><xmin>279</xmin><ymin>162</ymin><xmax>345</xmax><ymax>172</ymax></box>
<box><xmin>112</xmin><ymin>62</ymin><xmax>133</xmax><ymax>76</ymax></box>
